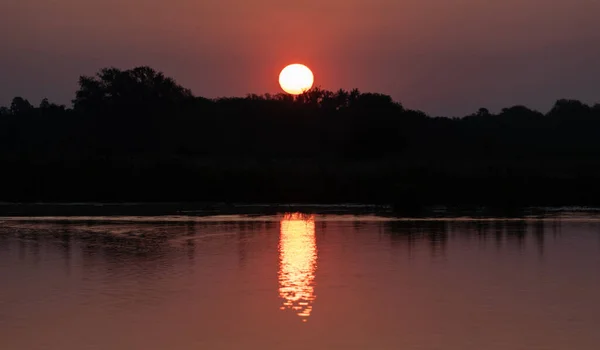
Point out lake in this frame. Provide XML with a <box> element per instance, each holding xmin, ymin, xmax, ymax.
<box><xmin>1</xmin><ymin>208</ymin><xmax>600</xmax><ymax>349</ymax></box>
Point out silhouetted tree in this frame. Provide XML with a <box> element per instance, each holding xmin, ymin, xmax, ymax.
<box><xmin>500</xmin><ymin>105</ymin><xmax>543</xmax><ymax>122</ymax></box>
<box><xmin>39</xmin><ymin>98</ymin><xmax>51</xmax><ymax>110</ymax></box>
<box><xmin>548</xmin><ymin>99</ymin><xmax>592</xmax><ymax>121</ymax></box>
<box><xmin>2</xmin><ymin>65</ymin><xmax>600</xmax><ymax>205</ymax></box>
<box><xmin>476</xmin><ymin>107</ymin><xmax>490</xmax><ymax>117</ymax></box>
<box><xmin>10</xmin><ymin>97</ymin><xmax>34</xmax><ymax>116</ymax></box>
<box><xmin>38</xmin><ymin>98</ymin><xmax>66</xmax><ymax>117</ymax></box>
<box><xmin>73</xmin><ymin>66</ymin><xmax>193</xmax><ymax>115</ymax></box>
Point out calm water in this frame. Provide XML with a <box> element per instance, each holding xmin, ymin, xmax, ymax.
<box><xmin>1</xmin><ymin>212</ymin><xmax>600</xmax><ymax>349</ymax></box>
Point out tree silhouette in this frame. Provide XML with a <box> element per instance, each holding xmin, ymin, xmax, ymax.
<box><xmin>10</xmin><ymin>97</ymin><xmax>34</xmax><ymax>116</ymax></box>
<box><xmin>39</xmin><ymin>98</ymin><xmax>51</xmax><ymax>110</ymax></box>
<box><xmin>73</xmin><ymin>66</ymin><xmax>193</xmax><ymax>115</ymax></box>
<box><xmin>1</xmin><ymin>65</ymin><xmax>600</xmax><ymax>205</ymax></box>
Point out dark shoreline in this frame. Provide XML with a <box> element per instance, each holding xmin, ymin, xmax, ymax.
<box><xmin>1</xmin><ymin>202</ymin><xmax>599</xmax><ymax>218</ymax></box>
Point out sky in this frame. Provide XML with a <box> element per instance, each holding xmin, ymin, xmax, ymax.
<box><xmin>1</xmin><ymin>0</ymin><xmax>599</xmax><ymax>116</ymax></box>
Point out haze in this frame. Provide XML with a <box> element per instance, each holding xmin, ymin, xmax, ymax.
<box><xmin>1</xmin><ymin>0</ymin><xmax>599</xmax><ymax>116</ymax></box>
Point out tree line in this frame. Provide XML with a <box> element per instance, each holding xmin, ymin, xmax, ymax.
<box><xmin>1</xmin><ymin>66</ymin><xmax>600</xmax><ymax>206</ymax></box>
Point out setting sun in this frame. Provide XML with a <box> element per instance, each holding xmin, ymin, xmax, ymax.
<box><xmin>278</xmin><ymin>64</ymin><xmax>314</xmax><ymax>95</ymax></box>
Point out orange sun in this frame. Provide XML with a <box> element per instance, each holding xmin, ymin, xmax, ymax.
<box><xmin>279</xmin><ymin>64</ymin><xmax>314</xmax><ymax>95</ymax></box>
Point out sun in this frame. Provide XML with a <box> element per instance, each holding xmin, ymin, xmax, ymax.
<box><xmin>279</xmin><ymin>64</ymin><xmax>314</xmax><ymax>95</ymax></box>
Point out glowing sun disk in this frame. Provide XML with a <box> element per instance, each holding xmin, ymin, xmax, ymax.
<box><xmin>279</xmin><ymin>64</ymin><xmax>314</xmax><ymax>95</ymax></box>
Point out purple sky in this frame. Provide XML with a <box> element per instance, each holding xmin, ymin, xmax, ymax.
<box><xmin>1</xmin><ymin>0</ymin><xmax>599</xmax><ymax>116</ymax></box>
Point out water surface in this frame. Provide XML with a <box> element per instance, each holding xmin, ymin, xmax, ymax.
<box><xmin>1</xmin><ymin>212</ymin><xmax>599</xmax><ymax>349</ymax></box>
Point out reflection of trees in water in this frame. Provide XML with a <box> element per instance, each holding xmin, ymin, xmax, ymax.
<box><xmin>0</xmin><ymin>223</ymin><xmax>73</xmax><ymax>266</ymax></box>
<box><xmin>66</xmin><ymin>219</ymin><xmax>276</xmax><ymax>272</ymax></box>
<box><xmin>234</xmin><ymin>220</ymin><xmax>274</xmax><ymax>269</ymax></box>
<box><xmin>183</xmin><ymin>221</ymin><xmax>196</xmax><ymax>263</ymax></box>
<box><xmin>0</xmin><ymin>217</ymin><xmax>584</xmax><ymax>284</ymax></box>
<box><xmin>2</xmin><ymin>221</ymin><xmax>195</xmax><ymax>267</ymax></box>
<box><xmin>56</xmin><ymin>224</ymin><xmax>73</xmax><ymax>273</ymax></box>
<box><xmin>384</xmin><ymin>221</ymin><xmax>449</xmax><ymax>257</ymax></box>
<box><xmin>534</xmin><ymin>220</ymin><xmax>545</xmax><ymax>256</ymax></box>
<box><xmin>12</xmin><ymin>227</ymin><xmax>42</xmax><ymax>265</ymax></box>
<box><xmin>494</xmin><ymin>220</ymin><xmax>504</xmax><ymax>246</ymax></box>
<box><xmin>384</xmin><ymin>219</ymin><xmax>550</xmax><ymax>256</ymax></box>
<box><xmin>0</xmin><ymin>228</ymin><xmax>8</xmax><ymax>249</ymax></box>
<box><xmin>506</xmin><ymin>220</ymin><xmax>527</xmax><ymax>246</ymax></box>
<box><xmin>0</xmin><ymin>219</ymin><xmax>277</xmax><ymax>309</ymax></box>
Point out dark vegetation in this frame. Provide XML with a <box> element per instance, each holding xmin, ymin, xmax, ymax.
<box><xmin>1</xmin><ymin>66</ymin><xmax>600</xmax><ymax>207</ymax></box>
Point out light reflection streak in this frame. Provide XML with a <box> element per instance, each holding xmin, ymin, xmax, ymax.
<box><xmin>278</xmin><ymin>213</ymin><xmax>317</xmax><ymax>321</ymax></box>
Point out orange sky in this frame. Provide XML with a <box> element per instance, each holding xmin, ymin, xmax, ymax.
<box><xmin>1</xmin><ymin>0</ymin><xmax>599</xmax><ymax>115</ymax></box>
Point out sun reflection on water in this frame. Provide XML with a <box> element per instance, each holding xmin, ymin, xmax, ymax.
<box><xmin>278</xmin><ymin>213</ymin><xmax>317</xmax><ymax>322</ymax></box>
